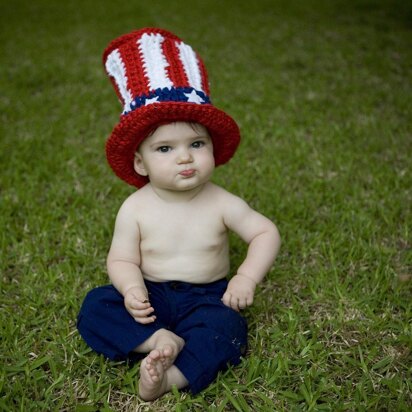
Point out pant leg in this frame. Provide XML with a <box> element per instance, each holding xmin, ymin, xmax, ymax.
<box><xmin>77</xmin><ymin>285</ymin><xmax>168</xmax><ymax>361</ymax></box>
<box><xmin>172</xmin><ymin>282</ymin><xmax>248</xmax><ymax>394</ymax></box>
<box><xmin>77</xmin><ymin>281</ymin><xmax>248</xmax><ymax>394</ymax></box>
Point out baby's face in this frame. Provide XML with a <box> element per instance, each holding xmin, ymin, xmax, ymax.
<box><xmin>134</xmin><ymin>122</ymin><xmax>215</xmax><ymax>192</ymax></box>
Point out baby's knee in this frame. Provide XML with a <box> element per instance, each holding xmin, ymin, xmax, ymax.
<box><xmin>207</xmin><ymin>306</ymin><xmax>248</xmax><ymax>340</ymax></box>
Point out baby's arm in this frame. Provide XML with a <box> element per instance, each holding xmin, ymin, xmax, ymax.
<box><xmin>222</xmin><ymin>194</ymin><xmax>280</xmax><ymax>311</ymax></box>
<box><xmin>107</xmin><ymin>198</ymin><xmax>156</xmax><ymax>324</ymax></box>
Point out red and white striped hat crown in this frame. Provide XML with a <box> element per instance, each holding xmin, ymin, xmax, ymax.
<box><xmin>103</xmin><ymin>28</ymin><xmax>240</xmax><ymax>187</ymax></box>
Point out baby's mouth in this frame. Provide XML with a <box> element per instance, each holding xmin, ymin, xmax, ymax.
<box><xmin>179</xmin><ymin>169</ymin><xmax>196</xmax><ymax>177</ymax></box>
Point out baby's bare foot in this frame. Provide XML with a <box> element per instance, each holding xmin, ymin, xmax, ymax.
<box><xmin>135</xmin><ymin>328</ymin><xmax>184</xmax><ymax>370</ymax></box>
<box><xmin>139</xmin><ymin>350</ymin><xmax>189</xmax><ymax>400</ymax></box>
<box><xmin>159</xmin><ymin>344</ymin><xmax>177</xmax><ymax>370</ymax></box>
<box><xmin>139</xmin><ymin>349</ymin><xmax>167</xmax><ymax>401</ymax></box>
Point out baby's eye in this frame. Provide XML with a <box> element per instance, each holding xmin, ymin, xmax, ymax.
<box><xmin>191</xmin><ymin>141</ymin><xmax>205</xmax><ymax>149</ymax></box>
<box><xmin>157</xmin><ymin>146</ymin><xmax>172</xmax><ymax>153</ymax></box>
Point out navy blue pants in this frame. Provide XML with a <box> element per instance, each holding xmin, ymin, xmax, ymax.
<box><xmin>77</xmin><ymin>279</ymin><xmax>248</xmax><ymax>394</ymax></box>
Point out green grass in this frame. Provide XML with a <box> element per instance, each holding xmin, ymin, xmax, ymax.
<box><xmin>1</xmin><ymin>0</ymin><xmax>411</xmax><ymax>410</ymax></box>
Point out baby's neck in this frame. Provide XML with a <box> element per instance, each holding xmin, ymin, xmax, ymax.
<box><xmin>149</xmin><ymin>183</ymin><xmax>207</xmax><ymax>203</ymax></box>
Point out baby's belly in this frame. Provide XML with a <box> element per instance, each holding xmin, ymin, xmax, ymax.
<box><xmin>140</xmin><ymin>251</ymin><xmax>230</xmax><ymax>284</ymax></box>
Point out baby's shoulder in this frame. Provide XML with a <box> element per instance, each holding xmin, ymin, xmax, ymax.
<box><xmin>203</xmin><ymin>183</ymin><xmax>248</xmax><ymax>208</ymax></box>
<box><xmin>203</xmin><ymin>183</ymin><xmax>248</xmax><ymax>214</ymax></box>
<box><xmin>116</xmin><ymin>185</ymin><xmax>153</xmax><ymax>216</ymax></box>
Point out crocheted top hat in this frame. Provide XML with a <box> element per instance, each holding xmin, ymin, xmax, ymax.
<box><xmin>103</xmin><ymin>27</ymin><xmax>241</xmax><ymax>188</ymax></box>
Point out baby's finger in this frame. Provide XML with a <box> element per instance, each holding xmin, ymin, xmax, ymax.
<box><xmin>129</xmin><ymin>300</ymin><xmax>151</xmax><ymax>310</ymax></box>
<box><xmin>238</xmin><ymin>297</ymin><xmax>247</xmax><ymax>310</ymax></box>
<box><xmin>229</xmin><ymin>295</ymin><xmax>240</xmax><ymax>312</ymax></box>
<box><xmin>221</xmin><ymin>291</ymin><xmax>232</xmax><ymax>308</ymax></box>
<box><xmin>134</xmin><ymin>314</ymin><xmax>156</xmax><ymax>324</ymax></box>
<box><xmin>130</xmin><ymin>306</ymin><xmax>155</xmax><ymax>318</ymax></box>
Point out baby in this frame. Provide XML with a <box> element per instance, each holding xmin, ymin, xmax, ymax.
<box><xmin>77</xmin><ymin>28</ymin><xmax>280</xmax><ymax>401</ymax></box>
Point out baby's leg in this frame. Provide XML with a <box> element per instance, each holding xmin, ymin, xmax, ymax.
<box><xmin>174</xmin><ymin>303</ymin><xmax>248</xmax><ymax>395</ymax></box>
<box><xmin>139</xmin><ymin>350</ymin><xmax>188</xmax><ymax>401</ymax></box>
<box><xmin>134</xmin><ymin>328</ymin><xmax>184</xmax><ymax>369</ymax></box>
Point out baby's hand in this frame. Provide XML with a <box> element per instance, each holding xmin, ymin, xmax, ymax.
<box><xmin>124</xmin><ymin>286</ymin><xmax>156</xmax><ymax>324</ymax></box>
<box><xmin>222</xmin><ymin>274</ymin><xmax>257</xmax><ymax>312</ymax></box>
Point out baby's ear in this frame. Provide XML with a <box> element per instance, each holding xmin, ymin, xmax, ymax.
<box><xmin>133</xmin><ymin>153</ymin><xmax>148</xmax><ymax>176</ymax></box>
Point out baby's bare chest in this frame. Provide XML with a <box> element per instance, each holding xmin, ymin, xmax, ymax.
<box><xmin>137</xmin><ymin>206</ymin><xmax>227</xmax><ymax>252</ymax></box>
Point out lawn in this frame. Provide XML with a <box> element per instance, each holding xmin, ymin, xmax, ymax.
<box><xmin>1</xmin><ymin>0</ymin><xmax>411</xmax><ymax>410</ymax></box>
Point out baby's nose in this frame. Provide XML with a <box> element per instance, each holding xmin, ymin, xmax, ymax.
<box><xmin>177</xmin><ymin>148</ymin><xmax>193</xmax><ymax>163</ymax></box>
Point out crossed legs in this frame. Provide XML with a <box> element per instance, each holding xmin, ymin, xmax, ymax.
<box><xmin>77</xmin><ymin>285</ymin><xmax>246</xmax><ymax>400</ymax></box>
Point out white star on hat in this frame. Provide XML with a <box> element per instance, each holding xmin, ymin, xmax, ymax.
<box><xmin>184</xmin><ymin>90</ymin><xmax>204</xmax><ymax>104</ymax></box>
<box><xmin>145</xmin><ymin>96</ymin><xmax>160</xmax><ymax>106</ymax></box>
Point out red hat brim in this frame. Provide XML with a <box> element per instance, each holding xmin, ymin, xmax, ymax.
<box><xmin>106</xmin><ymin>101</ymin><xmax>240</xmax><ymax>188</ymax></box>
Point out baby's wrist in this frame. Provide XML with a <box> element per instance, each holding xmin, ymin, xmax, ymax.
<box><xmin>235</xmin><ymin>273</ymin><xmax>258</xmax><ymax>286</ymax></box>
<box><xmin>123</xmin><ymin>284</ymin><xmax>146</xmax><ymax>296</ymax></box>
